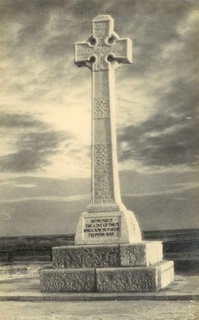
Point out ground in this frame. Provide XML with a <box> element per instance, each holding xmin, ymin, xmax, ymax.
<box><xmin>0</xmin><ymin>300</ymin><xmax>199</xmax><ymax>320</ymax></box>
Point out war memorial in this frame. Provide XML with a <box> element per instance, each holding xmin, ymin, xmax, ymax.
<box><xmin>39</xmin><ymin>15</ymin><xmax>174</xmax><ymax>293</ymax></box>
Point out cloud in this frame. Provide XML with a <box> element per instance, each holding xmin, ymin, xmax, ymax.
<box><xmin>0</xmin><ymin>112</ymin><xmax>47</xmax><ymax>128</ymax></box>
<box><xmin>0</xmin><ymin>180</ymin><xmax>36</xmax><ymax>188</ymax></box>
<box><xmin>0</xmin><ymin>1</ymin><xmax>78</xmax><ymax>107</ymax></box>
<box><xmin>0</xmin><ymin>113</ymin><xmax>70</xmax><ymax>173</ymax></box>
<box><xmin>0</xmin><ymin>130</ymin><xmax>67</xmax><ymax>172</ymax></box>
<box><xmin>0</xmin><ymin>0</ymin><xmax>198</xmax><ymax>178</ymax></box>
<box><xmin>124</xmin><ymin>180</ymin><xmax>199</xmax><ymax>197</ymax></box>
<box><xmin>0</xmin><ymin>194</ymin><xmax>89</xmax><ymax>203</ymax></box>
<box><xmin>118</xmin><ymin>108</ymin><xmax>199</xmax><ymax>168</ymax></box>
<box><xmin>116</xmin><ymin>2</ymin><xmax>199</xmax><ymax>170</ymax></box>
<box><xmin>10</xmin><ymin>183</ymin><xmax>37</xmax><ymax>188</ymax></box>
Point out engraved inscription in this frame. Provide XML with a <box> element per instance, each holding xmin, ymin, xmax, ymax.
<box><xmin>94</xmin><ymin>97</ymin><xmax>109</xmax><ymax>119</ymax></box>
<box><xmin>84</xmin><ymin>216</ymin><xmax>121</xmax><ymax>239</ymax></box>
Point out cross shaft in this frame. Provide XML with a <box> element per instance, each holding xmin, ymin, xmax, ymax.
<box><xmin>75</xmin><ymin>15</ymin><xmax>132</xmax><ymax>213</ymax></box>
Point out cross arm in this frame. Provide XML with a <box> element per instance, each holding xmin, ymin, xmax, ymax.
<box><xmin>75</xmin><ymin>42</ymin><xmax>94</xmax><ymax>68</ymax></box>
<box><xmin>112</xmin><ymin>38</ymin><xmax>133</xmax><ymax>64</ymax></box>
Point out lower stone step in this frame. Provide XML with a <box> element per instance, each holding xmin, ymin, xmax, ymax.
<box><xmin>40</xmin><ymin>268</ymin><xmax>95</xmax><ymax>293</ymax></box>
<box><xmin>96</xmin><ymin>260</ymin><xmax>174</xmax><ymax>292</ymax></box>
<box><xmin>39</xmin><ymin>260</ymin><xmax>174</xmax><ymax>293</ymax></box>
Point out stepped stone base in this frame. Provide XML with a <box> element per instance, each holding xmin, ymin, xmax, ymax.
<box><xmin>40</xmin><ymin>260</ymin><xmax>174</xmax><ymax>293</ymax></box>
<box><xmin>52</xmin><ymin>242</ymin><xmax>163</xmax><ymax>268</ymax></box>
<box><xmin>39</xmin><ymin>241</ymin><xmax>174</xmax><ymax>293</ymax></box>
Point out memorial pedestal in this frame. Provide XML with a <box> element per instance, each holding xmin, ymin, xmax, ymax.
<box><xmin>39</xmin><ymin>241</ymin><xmax>174</xmax><ymax>293</ymax></box>
<box><xmin>75</xmin><ymin>209</ymin><xmax>142</xmax><ymax>245</ymax></box>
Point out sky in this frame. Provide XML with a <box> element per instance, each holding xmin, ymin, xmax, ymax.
<box><xmin>0</xmin><ymin>0</ymin><xmax>199</xmax><ymax>236</ymax></box>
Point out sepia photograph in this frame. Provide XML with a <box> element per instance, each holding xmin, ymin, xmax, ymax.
<box><xmin>0</xmin><ymin>0</ymin><xmax>199</xmax><ymax>319</ymax></box>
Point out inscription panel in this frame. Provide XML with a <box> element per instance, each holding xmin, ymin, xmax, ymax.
<box><xmin>84</xmin><ymin>216</ymin><xmax>121</xmax><ymax>239</ymax></box>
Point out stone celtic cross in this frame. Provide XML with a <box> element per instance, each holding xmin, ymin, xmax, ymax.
<box><xmin>75</xmin><ymin>15</ymin><xmax>132</xmax><ymax>211</ymax></box>
<box><xmin>75</xmin><ymin>15</ymin><xmax>141</xmax><ymax>244</ymax></box>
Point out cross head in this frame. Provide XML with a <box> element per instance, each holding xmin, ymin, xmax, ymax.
<box><xmin>75</xmin><ymin>15</ymin><xmax>132</xmax><ymax>71</ymax></box>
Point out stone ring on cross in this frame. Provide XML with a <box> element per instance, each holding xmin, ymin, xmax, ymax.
<box><xmin>75</xmin><ymin>15</ymin><xmax>132</xmax><ymax>72</ymax></box>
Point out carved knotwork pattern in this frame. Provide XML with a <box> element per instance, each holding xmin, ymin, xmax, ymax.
<box><xmin>93</xmin><ymin>46</ymin><xmax>110</xmax><ymax>71</ymax></box>
<box><xmin>93</xmin><ymin>22</ymin><xmax>108</xmax><ymax>44</ymax></box>
<box><xmin>75</xmin><ymin>16</ymin><xmax>130</xmax><ymax>72</ymax></box>
<box><xmin>94</xmin><ymin>145</ymin><xmax>114</xmax><ymax>203</ymax></box>
<box><xmin>94</xmin><ymin>145</ymin><xmax>111</xmax><ymax>165</ymax></box>
<box><xmin>94</xmin><ymin>97</ymin><xmax>109</xmax><ymax>119</ymax></box>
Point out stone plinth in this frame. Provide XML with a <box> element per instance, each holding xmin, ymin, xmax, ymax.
<box><xmin>40</xmin><ymin>268</ymin><xmax>95</xmax><ymax>293</ymax></box>
<box><xmin>52</xmin><ymin>241</ymin><xmax>163</xmax><ymax>269</ymax></box>
<box><xmin>96</xmin><ymin>261</ymin><xmax>174</xmax><ymax>292</ymax></box>
<box><xmin>53</xmin><ymin>244</ymin><xmax>120</xmax><ymax>268</ymax></box>
<box><xmin>120</xmin><ymin>241</ymin><xmax>163</xmax><ymax>267</ymax></box>
<box><xmin>40</xmin><ymin>260</ymin><xmax>174</xmax><ymax>293</ymax></box>
<box><xmin>39</xmin><ymin>241</ymin><xmax>175</xmax><ymax>293</ymax></box>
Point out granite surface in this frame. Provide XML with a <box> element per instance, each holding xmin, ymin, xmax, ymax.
<box><xmin>120</xmin><ymin>242</ymin><xmax>163</xmax><ymax>266</ymax></box>
<box><xmin>39</xmin><ymin>260</ymin><xmax>174</xmax><ymax>293</ymax></box>
<box><xmin>52</xmin><ymin>242</ymin><xmax>163</xmax><ymax>268</ymax></box>
<box><xmin>53</xmin><ymin>244</ymin><xmax>120</xmax><ymax>268</ymax></box>
<box><xmin>96</xmin><ymin>261</ymin><xmax>174</xmax><ymax>292</ymax></box>
<box><xmin>40</xmin><ymin>268</ymin><xmax>95</xmax><ymax>292</ymax></box>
